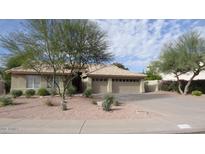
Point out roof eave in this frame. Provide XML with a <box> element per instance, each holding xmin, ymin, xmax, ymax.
<box><xmin>87</xmin><ymin>74</ymin><xmax>146</xmax><ymax>78</ymax></box>
<box><xmin>8</xmin><ymin>71</ymin><xmax>71</xmax><ymax>75</ymax></box>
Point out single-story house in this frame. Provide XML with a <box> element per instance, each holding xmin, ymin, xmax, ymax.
<box><xmin>7</xmin><ymin>64</ymin><xmax>146</xmax><ymax>94</ymax></box>
<box><xmin>161</xmin><ymin>71</ymin><xmax>205</xmax><ymax>81</ymax></box>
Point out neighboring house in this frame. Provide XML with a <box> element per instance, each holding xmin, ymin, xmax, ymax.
<box><xmin>161</xmin><ymin>71</ymin><xmax>205</xmax><ymax>81</ymax></box>
<box><xmin>7</xmin><ymin>64</ymin><xmax>146</xmax><ymax>94</ymax></box>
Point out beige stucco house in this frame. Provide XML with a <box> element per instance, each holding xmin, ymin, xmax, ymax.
<box><xmin>7</xmin><ymin>64</ymin><xmax>146</xmax><ymax>94</ymax></box>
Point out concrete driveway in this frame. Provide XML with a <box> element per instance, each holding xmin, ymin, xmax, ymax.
<box><xmin>1</xmin><ymin>92</ymin><xmax>205</xmax><ymax>133</ymax></box>
<box><xmin>114</xmin><ymin>92</ymin><xmax>205</xmax><ymax>131</ymax></box>
<box><xmin>116</xmin><ymin>92</ymin><xmax>205</xmax><ymax>116</ymax></box>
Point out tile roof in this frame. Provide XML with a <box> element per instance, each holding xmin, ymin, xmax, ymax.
<box><xmin>6</xmin><ymin>66</ymin><xmax>71</xmax><ymax>75</ymax></box>
<box><xmin>7</xmin><ymin>64</ymin><xmax>146</xmax><ymax>78</ymax></box>
<box><xmin>87</xmin><ymin>65</ymin><xmax>146</xmax><ymax>78</ymax></box>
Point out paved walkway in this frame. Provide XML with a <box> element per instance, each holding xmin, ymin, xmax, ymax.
<box><xmin>1</xmin><ymin>117</ymin><xmax>205</xmax><ymax>133</ymax></box>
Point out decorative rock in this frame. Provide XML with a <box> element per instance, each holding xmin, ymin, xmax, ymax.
<box><xmin>97</xmin><ymin>101</ymin><xmax>103</xmax><ymax>107</ymax></box>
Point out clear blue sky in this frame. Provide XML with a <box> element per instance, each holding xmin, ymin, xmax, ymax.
<box><xmin>0</xmin><ymin>19</ymin><xmax>205</xmax><ymax>72</ymax></box>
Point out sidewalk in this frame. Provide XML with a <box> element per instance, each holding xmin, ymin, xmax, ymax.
<box><xmin>1</xmin><ymin>117</ymin><xmax>205</xmax><ymax>134</ymax></box>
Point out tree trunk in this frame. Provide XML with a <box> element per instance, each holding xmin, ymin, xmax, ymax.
<box><xmin>61</xmin><ymin>92</ymin><xmax>67</xmax><ymax>111</ymax></box>
<box><xmin>176</xmin><ymin>75</ymin><xmax>183</xmax><ymax>94</ymax></box>
<box><xmin>183</xmin><ymin>74</ymin><xmax>196</xmax><ymax>95</ymax></box>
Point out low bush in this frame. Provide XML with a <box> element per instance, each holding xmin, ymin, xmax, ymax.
<box><xmin>66</xmin><ymin>85</ymin><xmax>77</xmax><ymax>96</ymax></box>
<box><xmin>44</xmin><ymin>99</ymin><xmax>55</xmax><ymax>106</ymax></box>
<box><xmin>102</xmin><ymin>94</ymin><xmax>115</xmax><ymax>111</ymax></box>
<box><xmin>83</xmin><ymin>88</ymin><xmax>92</xmax><ymax>97</ymax></box>
<box><xmin>37</xmin><ymin>88</ymin><xmax>50</xmax><ymax>96</ymax></box>
<box><xmin>0</xmin><ymin>96</ymin><xmax>13</xmax><ymax>107</ymax></box>
<box><xmin>91</xmin><ymin>100</ymin><xmax>97</xmax><ymax>105</ymax></box>
<box><xmin>11</xmin><ymin>90</ymin><xmax>23</xmax><ymax>98</ymax></box>
<box><xmin>160</xmin><ymin>81</ymin><xmax>179</xmax><ymax>92</ymax></box>
<box><xmin>113</xmin><ymin>100</ymin><xmax>119</xmax><ymax>106</ymax></box>
<box><xmin>25</xmin><ymin>89</ymin><xmax>36</xmax><ymax>98</ymax></box>
<box><xmin>192</xmin><ymin>90</ymin><xmax>202</xmax><ymax>96</ymax></box>
<box><xmin>160</xmin><ymin>80</ymin><xmax>205</xmax><ymax>94</ymax></box>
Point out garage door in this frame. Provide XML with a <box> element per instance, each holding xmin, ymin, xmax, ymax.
<box><xmin>112</xmin><ymin>79</ymin><xmax>140</xmax><ymax>93</ymax></box>
<box><xmin>92</xmin><ymin>78</ymin><xmax>107</xmax><ymax>93</ymax></box>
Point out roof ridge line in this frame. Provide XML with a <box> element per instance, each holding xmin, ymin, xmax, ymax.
<box><xmin>87</xmin><ymin>64</ymin><xmax>108</xmax><ymax>74</ymax></box>
<box><xmin>112</xmin><ymin>65</ymin><xmax>145</xmax><ymax>75</ymax></box>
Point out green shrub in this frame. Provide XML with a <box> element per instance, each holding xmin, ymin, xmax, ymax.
<box><xmin>113</xmin><ymin>100</ymin><xmax>119</xmax><ymax>106</ymax></box>
<box><xmin>192</xmin><ymin>90</ymin><xmax>202</xmax><ymax>96</ymax></box>
<box><xmin>102</xmin><ymin>94</ymin><xmax>115</xmax><ymax>111</ymax></box>
<box><xmin>37</xmin><ymin>88</ymin><xmax>50</xmax><ymax>96</ymax></box>
<box><xmin>11</xmin><ymin>90</ymin><xmax>23</xmax><ymax>98</ymax></box>
<box><xmin>83</xmin><ymin>88</ymin><xmax>92</xmax><ymax>97</ymax></box>
<box><xmin>161</xmin><ymin>80</ymin><xmax>205</xmax><ymax>94</ymax></box>
<box><xmin>0</xmin><ymin>96</ymin><xmax>13</xmax><ymax>107</ymax></box>
<box><xmin>66</xmin><ymin>85</ymin><xmax>77</xmax><ymax>96</ymax></box>
<box><xmin>25</xmin><ymin>89</ymin><xmax>36</xmax><ymax>98</ymax></box>
<box><xmin>161</xmin><ymin>81</ymin><xmax>179</xmax><ymax>92</ymax></box>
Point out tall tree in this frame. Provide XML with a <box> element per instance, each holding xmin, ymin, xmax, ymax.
<box><xmin>0</xmin><ymin>33</ymin><xmax>32</xmax><ymax>93</ymax></box>
<box><xmin>0</xmin><ymin>19</ymin><xmax>113</xmax><ymax>110</ymax></box>
<box><xmin>145</xmin><ymin>61</ymin><xmax>162</xmax><ymax>80</ymax></box>
<box><xmin>155</xmin><ymin>31</ymin><xmax>205</xmax><ymax>94</ymax></box>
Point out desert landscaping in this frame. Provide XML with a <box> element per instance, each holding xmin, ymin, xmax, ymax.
<box><xmin>0</xmin><ymin>95</ymin><xmax>158</xmax><ymax>120</ymax></box>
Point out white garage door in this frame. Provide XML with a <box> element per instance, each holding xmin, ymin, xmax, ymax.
<box><xmin>112</xmin><ymin>79</ymin><xmax>140</xmax><ymax>93</ymax></box>
<box><xmin>92</xmin><ymin>78</ymin><xmax>107</xmax><ymax>93</ymax></box>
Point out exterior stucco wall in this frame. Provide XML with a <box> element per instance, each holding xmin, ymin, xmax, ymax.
<box><xmin>11</xmin><ymin>75</ymin><xmax>27</xmax><ymax>91</ymax></box>
<box><xmin>10</xmin><ymin>74</ymin><xmax>65</xmax><ymax>92</ymax></box>
<box><xmin>40</xmin><ymin>77</ymin><xmax>47</xmax><ymax>88</ymax></box>
<box><xmin>140</xmin><ymin>79</ymin><xmax>145</xmax><ymax>93</ymax></box>
<box><xmin>144</xmin><ymin>80</ymin><xmax>160</xmax><ymax>92</ymax></box>
<box><xmin>82</xmin><ymin>77</ymin><xmax>92</xmax><ymax>91</ymax></box>
<box><xmin>10</xmin><ymin>74</ymin><xmax>145</xmax><ymax>94</ymax></box>
<box><xmin>107</xmin><ymin>78</ymin><xmax>112</xmax><ymax>93</ymax></box>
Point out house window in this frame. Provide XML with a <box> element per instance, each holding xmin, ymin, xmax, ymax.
<box><xmin>26</xmin><ymin>75</ymin><xmax>40</xmax><ymax>88</ymax></box>
<box><xmin>47</xmin><ymin>76</ymin><xmax>60</xmax><ymax>88</ymax></box>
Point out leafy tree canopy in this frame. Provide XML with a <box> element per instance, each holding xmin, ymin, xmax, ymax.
<box><xmin>145</xmin><ymin>61</ymin><xmax>162</xmax><ymax>80</ymax></box>
<box><xmin>0</xmin><ymin>19</ymin><xmax>113</xmax><ymax>109</ymax></box>
<box><xmin>154</xmin><ymin>31</ymin><xmax>205</xmax><ymax>94</ymax></box>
